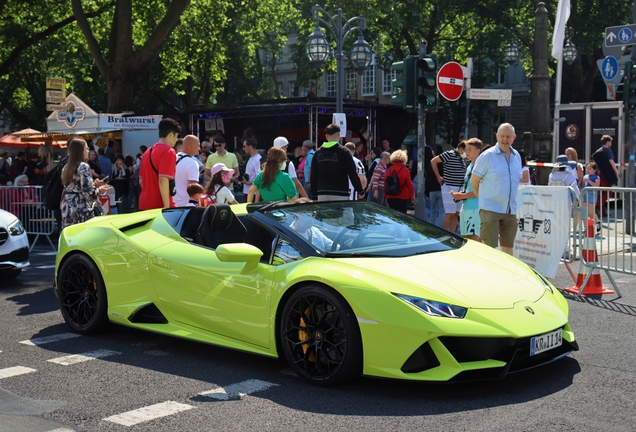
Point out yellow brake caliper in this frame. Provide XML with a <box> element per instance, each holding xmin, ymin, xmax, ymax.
<box><xmin>298</xmin><ymin>307</ymin><xmax>316</xmax><ymax>361</ymax></box>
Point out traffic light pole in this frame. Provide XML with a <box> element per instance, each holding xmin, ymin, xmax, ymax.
<box><xmin>414</xmin><ymin>42</ymin><xmax>428</xmax><ymax>220</ymax></box>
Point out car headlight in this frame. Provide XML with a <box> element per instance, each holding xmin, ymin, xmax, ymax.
<box><xmin>393</xmin><ymin>293</ymin><xmax>467</xmax><ymax>319</ymax></box>
<box><xmin>531</xmin><ymin>268</ymin><xmax>553</xmax><ymax>293</ymax></box>
<box><xmin>8</xmin><ymin>219</ymin><xmax>25</xmax><ymax>236</ymax></box>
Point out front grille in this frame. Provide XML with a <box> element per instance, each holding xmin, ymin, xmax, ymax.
<box><xmin>440</xmin><ymin>328</ymin><xmax>579</xmax><ymax>381</ymax></box>
<box><xmin>0</xmin><ymin>246</ymin><xmax>28</xmax><ymax>265</ymax></box>
<box><xmin>0</xmin><ymin>228</ymin><xmax>7</xmax><ymax>246</ymax></box>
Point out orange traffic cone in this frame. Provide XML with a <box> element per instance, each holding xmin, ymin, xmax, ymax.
<box><xmin>564</xmin><ymin>218</ymin><xmax>615</xmax><ymax>295</ymax></box>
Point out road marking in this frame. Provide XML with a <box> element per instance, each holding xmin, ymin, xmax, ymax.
<box><xmin>35</xmin><ymin>265</ymin><xmax>56</xmax><ymax>269</ymax></box>
<box><xmin>46</xmin><ymin>429</ymin><xmax>75</xmax><ymax>432</ymax></box>
<box><xmin>34</xmin><ymin>251</ymin><xmax>58</xmax><ymax>256</ymax></box>
<box><xmin>47</xmin><ymin>349</ymin><xmax>120</xmax><ymax>366</ymax></box>
<box><xmin>103</xmin><ymin>401</ymin><xmax>194</xmax><ymax>426</ymax></box>
<box><xmin>199</xmin><ymin>379</ymin><xmax>279</xmax><ymax>400</ymax></box>
<box><xmin>20</xmin><ymin>333</ymin><xmax>81</xmax><ymax>346</ymax></box>
<box><xmin>0</xmin><ymin>366</ymin><xmax>37</xmax><ymax>379</ymax></box>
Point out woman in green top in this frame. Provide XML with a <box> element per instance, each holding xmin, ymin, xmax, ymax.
<box><xmin>247</xmin><ymin>147</ymin><xmax>297</xmax><ymax>202</ymax></box>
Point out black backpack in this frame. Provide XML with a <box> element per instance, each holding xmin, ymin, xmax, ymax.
<box><xmin>42</xmin><ymin>157</ymin><xmax>67</xmax><ymax>211</ymax></box>
<box><xmin>385</xmin><ymin>165</ymin><xmax>404</xmax><ymax>195</ymax></box>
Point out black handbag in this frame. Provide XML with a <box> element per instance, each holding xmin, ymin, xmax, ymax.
<box><xmin>91</xmin><ymin>201</ymin><xmax>104</xmax><ymax>217</ymax></box>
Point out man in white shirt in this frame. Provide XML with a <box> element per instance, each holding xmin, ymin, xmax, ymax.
<box><xmin>174</xmin><ymin>135</ymin><xmax>201</xmax><ymax>206</ymax></box>
<box><xmin>344</xmin><ymin>142</ymin><xmax>367</xmax><ymax>200</ymax></box>
<box><xmin>241</xmin><ymin>137</ymin><xmax>262</xmax><ymax>196</ymax></box>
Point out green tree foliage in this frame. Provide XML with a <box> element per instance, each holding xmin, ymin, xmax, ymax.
<box><xmin>71</xmin><ymin>0</ymin><xmax>191</xmax><ymax>113</ymax></box>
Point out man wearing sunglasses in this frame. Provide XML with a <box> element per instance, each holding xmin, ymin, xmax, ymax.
<box><xmin>204</xmin><ymin>135</ymin><xmax>239</xmax><ymax>183</ymax></box>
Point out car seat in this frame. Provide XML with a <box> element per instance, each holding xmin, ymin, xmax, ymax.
<box><xmin>194</xmin><ymin>204</ymin><xmax>246</xmax><ymax>249</ymax></box>
<box><xmin>180</xmin><ymin>207</ymin><xmax>206</xmax><ymax>242</ymax></box>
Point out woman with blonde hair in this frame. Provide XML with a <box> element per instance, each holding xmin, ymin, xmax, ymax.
<box><xmin>565</xmin><ymin>147</ymin><xmax>584</xmax><ymax>189</ymax></box>
<box><xmin>384</xmin><ymin>149</ymin><xmax>414</xmax><ymax>213</ymax></box>
<box><xmin>60</xmin><ymin>138</ymin><xmax>109</xmax><ymax>229</ymax></box>
<box><xmin>247</xmin><ymin>147</ymin><xmax>296</xmax><ymax>202</ymax></box>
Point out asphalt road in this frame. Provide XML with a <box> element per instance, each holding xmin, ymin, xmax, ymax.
<box><xmin>1</xmin><ymin>244</ymin><xmax>635</xmax><ymax>432</ymax></box>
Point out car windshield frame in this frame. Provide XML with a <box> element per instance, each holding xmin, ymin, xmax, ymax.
<box><xmin>261</xmin><ymin>201</ymin><xmax>464</xmax><ymax>258</ymax></box>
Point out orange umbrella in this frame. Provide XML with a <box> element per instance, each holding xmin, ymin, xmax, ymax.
<box><xmin>0</xmin><ymin>128</ymin><xmax>67</xmax><ymax>149</ymax></box>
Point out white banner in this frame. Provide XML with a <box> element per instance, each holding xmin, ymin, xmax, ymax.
<box><xmin>513</xmin><ymin>186</ymin><xmax>571</xmax><ymax>278</ymax></box>
<box><xmin>332</xmin><ymin>113</ymin><xmax>346</xmax><ymax>139</ymax></box>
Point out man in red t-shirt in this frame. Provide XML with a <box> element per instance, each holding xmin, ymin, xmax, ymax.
<box><xmin>139</xmin><ymin>118</ymin><xmax>181</xmax><ymax>210</ymax></box>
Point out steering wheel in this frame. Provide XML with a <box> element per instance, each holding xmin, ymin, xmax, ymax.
<box><xmin>331</xmin><ymin>227</ymin><xmax>353</xmax><ymax>252</ymax></box>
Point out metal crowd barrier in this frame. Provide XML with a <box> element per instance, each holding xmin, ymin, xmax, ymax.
<box><xmin>569</xmin><ymin>186</ymin><xmax>636</xmax><ymax>298</ymax></box>
<box><xmin>0</xmin><ymin>185</ymin><xmax>56</xmax><ymax>251</ymax></box>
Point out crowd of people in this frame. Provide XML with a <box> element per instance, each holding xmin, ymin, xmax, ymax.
<box><xmin>2</xmin><ymin>119</ymin><xmax>616</xmax><ymax>250</ymax></box>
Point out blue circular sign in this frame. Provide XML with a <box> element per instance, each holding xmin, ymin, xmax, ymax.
<box><xmin>601</xmin><ymin>56</ymin><xmax>619</xmax><ymax>80</ymax></box>
<box><xmin>619</xmin><ymin>28</ymin><xmax>633</xmax><ymax>43</ymax></box>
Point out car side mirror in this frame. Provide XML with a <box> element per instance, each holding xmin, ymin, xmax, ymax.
<box><xmin>215</xmin><ymin>243</ymin><xmax>263</xmax><ymax>273</ymax></box>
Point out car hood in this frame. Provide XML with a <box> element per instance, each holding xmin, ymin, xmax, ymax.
<box><xmin>341</xmin><ymin>241</ymin><xmax>545</xmax><ymax>309</ymax></box>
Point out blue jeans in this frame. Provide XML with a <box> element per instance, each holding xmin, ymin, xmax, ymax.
<box><xmin>428</xmin><ymin>191</ymin><xmax>445</xmax><ymax>228</ymax></box>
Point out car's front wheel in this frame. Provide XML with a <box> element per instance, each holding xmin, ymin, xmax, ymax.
<box><xmin>56</xmin><ymin>254</ymin><xmax>107</xmax><ymax>334</ymax></box>
<box><xmin>280</xmin><ymin>285</ymin><xmax>362</xmax><ymax>386</ymax></box>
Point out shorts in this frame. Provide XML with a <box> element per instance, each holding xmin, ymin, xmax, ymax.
<box><xmin>581</xmin><ymin>189</ymin><xmax>597</xmax><ymax>205</ymax></box>
<box><xmin>441</xmin><ymin>185</ymin><xmax>462</xmax><ymax>213</ymax></box>
<box><xmin>459</xmin><ymin>208</ymin><xmax>480</xmax><ymax>237</ymax></box>
<box><xmin>479</xmin><ymin>209</ymin><xmax>518</xmax><ymax>249</ymax></box>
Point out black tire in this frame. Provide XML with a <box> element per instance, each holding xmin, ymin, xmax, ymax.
<box><xmin>280</xmin><ymin>285</ymin><xmax>362</xmax><ymax>386</ymax></box>
<box><xmin>2</xmin><ymin>269</ymin><xmax>22</xmax><ymax>280</ymax></box>
<box><xmin>56</xmin><ymin>254</ymin><xmax>108</xmax><ymax>334</ymax></box>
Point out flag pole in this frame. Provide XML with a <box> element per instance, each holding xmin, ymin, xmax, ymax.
<box><xmin>552</xmin><ymin>55</ymin><xmax>563</xmax><ymax>162</ymax></box>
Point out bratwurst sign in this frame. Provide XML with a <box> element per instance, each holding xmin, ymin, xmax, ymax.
<box><xmin>99</xmin><ymin>115</ymin><xmax>161</xmax><ymax>129</ymax></box>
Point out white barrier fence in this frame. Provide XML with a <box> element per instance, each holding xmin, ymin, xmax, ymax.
<box><xmin>0</xmin><ymin>185</ymin><xmax>56</xmax><ymax>251</ymax></box>
<box><xmin>513</xmin><ymin>185</ymin><xmax>636</xmax><ymax>299</ymax></box>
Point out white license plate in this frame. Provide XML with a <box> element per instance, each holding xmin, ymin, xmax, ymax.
<box><xmin>530</xmin><ymin>329</ymin><xmax>562</xmax><ymax>356</ymax></box>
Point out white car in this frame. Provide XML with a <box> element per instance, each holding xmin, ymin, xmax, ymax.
<box><xmin>0</xmin><ymin>208</ymin><xmax>30</xmax><ymax>279</ymax></box>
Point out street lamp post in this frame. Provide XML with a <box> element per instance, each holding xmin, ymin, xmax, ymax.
<box><xmin>305</xmin><ymin>5</ymin><xmax>373</xmax><ymax>114</ymax></box>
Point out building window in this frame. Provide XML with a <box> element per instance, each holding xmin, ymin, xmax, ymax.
<box><xmin>299</xmin><ymin>83</ymin><xmax>308</xmax><ymax>97</ymax></box>
<box><xmin>362</xmin><ymin>65</ymin><xmax>376</xmax><ymax>96</ymax></box>
<box><xmin>382</xmin><ymin>69</ymin><xmax>396</xmax><ymax>94</ymax></box>
<box><xmin>346</xmin><ymin>70</ymin><xmax>357</xmax><ymax>98</ymax></box>
<box><xmin>326</xmin><ymin>72</ymin><xmax>336</xmax><ymax>97</ymax></box>
<box><xmin>289</xmin><ymin>81</ymin><xmax>296</xmax><ymax>97</ymax></box>
<box><xmin>278</xmin><ymin>81</ymin><xmax>283</xmax><ymax>96</ymax></box>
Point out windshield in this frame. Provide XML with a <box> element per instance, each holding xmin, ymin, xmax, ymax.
<box><xmin>262</xmin><ymin>202</ymin><xmax>463</xmax><ymax>257</ymax></box>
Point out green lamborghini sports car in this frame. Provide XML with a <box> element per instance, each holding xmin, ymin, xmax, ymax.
<box><xmin>54</xmin><ymin>201</ymin><xmax>578</xmax><ymax>386</ymax></box>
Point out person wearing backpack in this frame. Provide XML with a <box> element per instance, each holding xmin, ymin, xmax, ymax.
<box><xmin>384</xmin><ymin>150</ymin><xmax>413</xmax><ymax>213</ymax></box>
<box><xmin>201</xmin><ymin>163</ymin><xmax>239</xmax><ymax>206</ymax></box>
<box><xmin>139</xmin><ymin>118</ymin><xmax>180</xmax><ymax>210</ymax></box>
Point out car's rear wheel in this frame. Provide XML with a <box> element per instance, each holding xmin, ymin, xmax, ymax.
<box><xmin>56</xmin><ymin>254</ymin><xmax>107</xmax><ymax>334</ymax></box>
<box><xmin>280</xmin><ymin>285</ymin><xmax>362</xmax><ymax>386</ymax></box>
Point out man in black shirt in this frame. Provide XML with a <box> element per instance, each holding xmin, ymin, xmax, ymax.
<box><xmin>310</xmin><ymin>124</ymin><xmax>364</xmax><ymax>201</ymax></box>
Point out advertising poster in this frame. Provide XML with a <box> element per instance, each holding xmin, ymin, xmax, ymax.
<box><xmin>513</xmin><ymin>186</ymin><xmax>571</xmax><ymax>278</ymax></box>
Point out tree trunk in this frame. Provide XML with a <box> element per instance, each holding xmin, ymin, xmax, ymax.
<box><xmin>72</xmin><ymin>0</ymin><xmax>191</xmax><ymax>113</ymax></box>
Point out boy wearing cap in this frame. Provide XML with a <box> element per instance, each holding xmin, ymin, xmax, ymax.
<box><xmin>549</xmin><ymin>154</ymin><xmax>580</xmax><ymax>196</ymax></box>
<box><xmin>272</xmin><ymin>136</ymin><xmax>308</xmax><ymax>199</ymax></box>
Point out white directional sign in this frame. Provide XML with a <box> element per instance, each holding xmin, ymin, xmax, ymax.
<box><xmin>467</xmin><ymin>89</ymin><xmax>512</xmax><ymax>101</ymax></box>
<box><xmin>596</xmin><ymin>56</ymin><xmax>623</xmax><ymax>84</ymax></box>
<box><xmin>605</xmin><ymin>24</ymin><xmax>636</xmax><ymax>47</ymax></box>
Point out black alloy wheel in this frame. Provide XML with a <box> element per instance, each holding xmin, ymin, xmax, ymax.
<box><xmin>280</xmin><ymin>285</ymin><xmax>362</xmax><ymax>386</ymax></box>
<box><xmin>56</xmin><ymin>254</ymin><xmax>108</xmax><ymax>334</ymax></box>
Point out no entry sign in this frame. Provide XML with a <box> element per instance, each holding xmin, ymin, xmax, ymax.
<box><xmin>437</xmin><ymin>62</ymin><xmax>465</xmax><ymax>101</ymax></box>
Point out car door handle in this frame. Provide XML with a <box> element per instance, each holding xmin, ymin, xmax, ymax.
<box><xmin>150</xmin><ymin>257</ymin><xmax>170</xmax><ymax>269</ymax></box>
